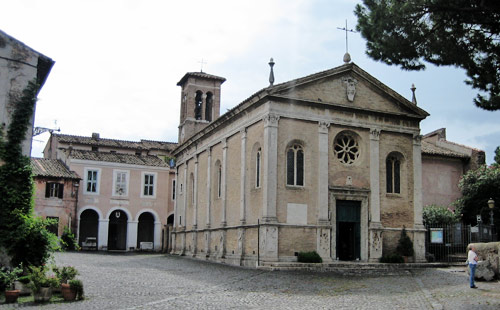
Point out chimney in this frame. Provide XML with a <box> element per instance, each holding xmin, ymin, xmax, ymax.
<box><xmin>91</xmin><ymin>133</ymin><xmax>100</xmax><ymax>140</ymax></box>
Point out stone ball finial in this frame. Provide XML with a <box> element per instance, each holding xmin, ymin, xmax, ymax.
<box><xmin>343</xmin><ymin>52</ymin><xmax>351</xmax><ymax>63</ymax></box>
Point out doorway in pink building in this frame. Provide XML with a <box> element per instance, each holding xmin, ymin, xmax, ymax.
<box><xmin>108</xmin><ymin>210</ymin><xmax>127</xmax><ymax>250</ymax></box>
<box><xmin>79</xmin><ymin>209</ymin><xmax>99</xmax><ymax>249</ymax></box>
<box><xmin>137</xmin><ymin>212</ymin><xmax>154</xmax><ymax>250</ymax></box>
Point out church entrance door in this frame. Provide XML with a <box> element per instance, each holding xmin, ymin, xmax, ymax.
<box><xmin>336</xmin><ymin>200</ymin><xmax>360</xmax><ymax>261</ymax></box>
<box><xmin>108</xmin><ymin>210</ymin><xmax>128</xmax><ymax>250</ymax></box>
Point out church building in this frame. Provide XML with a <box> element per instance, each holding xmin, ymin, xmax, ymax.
<box><xmin>171</xmin><ymin>59</ymin><xmax>429</xmax><ymax>265</ymax></box>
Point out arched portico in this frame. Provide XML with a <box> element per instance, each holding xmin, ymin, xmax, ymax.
<box><xmin>136</xmin><ymin>209</ymin><xmax>162</xmax><ymax>251</ymax></box>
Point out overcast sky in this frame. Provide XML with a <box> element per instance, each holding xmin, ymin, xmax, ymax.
<box><xmin>2</xmin><ymin>0</ymin><xmax>499</xmax><ymax>164</ymax></box>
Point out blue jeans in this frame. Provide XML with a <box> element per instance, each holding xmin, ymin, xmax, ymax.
<box><xmin>469</xmin><ymin>264</ymin><xmax>477</xmax><ymax>287</ymax></box>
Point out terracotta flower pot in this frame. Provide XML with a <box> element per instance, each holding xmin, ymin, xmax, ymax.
<box><xmin>34</xmin><ymin>287</ymin><xmax>52</xmax><ymax>302</ymax></box>
<box><xmin>61</xmin><ymin>283</ymin><xmax>77</xmax><ymax>301</ymax></box>
<box><xmin>5</xmin><ymin>290</ymin><xmax>20</xmax><ymax>303</ymax></box>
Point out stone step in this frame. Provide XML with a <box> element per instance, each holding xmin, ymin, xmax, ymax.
<box><xmin>257</xmin><ymin>261</ymin><xmax>458</xmax><ymax>272</ymax></box>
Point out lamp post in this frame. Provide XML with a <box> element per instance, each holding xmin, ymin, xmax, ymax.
<box><xmin>488</xmin><ymin>198</ymin><xmax>495</xmax><ymax>240</ymax></box>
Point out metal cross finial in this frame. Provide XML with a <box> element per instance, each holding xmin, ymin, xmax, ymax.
<box><xmin>337</xmin><ymin>20</ymin><xmax>357</xmax><ymax>63</ymax></box>
<box><xmin>198</xmin><ymin>58</ymin><xmax>207</xmax><ymax>72</ymax></box>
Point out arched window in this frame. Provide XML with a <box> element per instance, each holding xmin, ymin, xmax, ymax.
<box><xmin>386</xmin><ymin>153</ymin><xmax>401</xmax><ymax>194</ymax></box>
<box><xmin>205</xmin><ymin>92</ymin><xmax>213</xmax><ymax>121</ymax></box>
<box><xmin>256</xmin><ymin>148</ymin><xmax>261</xmax><ymax>188</ymax></box>
<box><xmin>286</xmin><ymin>144</ymin><xmax>304</xmax><ymax>186</ymax></box>
<box><xmin>190</xmin><ymin>173</ymin><xmax>195</xmax><ymax>204</ymax></box>
<box><xmin>215</xmin><ymin>160</ymin><xmax>222</xmax><ymax>198</ymax></box>
<box><xmin>194</xmin><ymin>90</ymin><xmax>203</xmax><ymax>120</ymax></box>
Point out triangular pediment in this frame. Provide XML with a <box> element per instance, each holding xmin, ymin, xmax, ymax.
<box><xmin>268</xmin><ymin>63</ymin><xmax>428</xmax><ymax>118</ymax></box>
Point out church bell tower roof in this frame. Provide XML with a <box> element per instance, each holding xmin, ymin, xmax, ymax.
<box><xmin>177</xmin><ymin>72</ymin><xmax>226</xmax><ymax>86</ymax></box>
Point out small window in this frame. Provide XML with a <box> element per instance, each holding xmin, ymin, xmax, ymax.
<box><xmin>143</xmin><ymin>173</ymin><xmax>155</xmax><ymax>196</ymax></box>
<box><xmin>172</xmin><ymin>180</ymin><xmax>176</xmax><ymax>200</ymax></box>
<box><xmin>286</xmin><ymin>144</ymin><xmax>304</xmax><ymax>186</ymax></box>
<box><xmin>45</xmin><ymin>182</ymin><xmax>64</xmax><ymax>199</ymax></box>
<box><xmin>91</xmin><ymin>146</ymin><xmax>98</xmax><ymax>152</ymax></box>
<box><xmin>386</xmin><ymin>155</ymin><xmax>401</xmax><ymax>194</ymax></box>
<box><xmin>85</xmin><ymin>169</ymin><xmax>99</xmax><ymax>194</ymax></box>
<box><xmin>113</xmin><ymin>170</ymin><xmax>128</xmax><ymax>196</ymax></box>
<box><xmin>46</xmin><ymin>216</ymin><xmax>59</xmax><ymax>236</ymax></box>
<box><xmin>256</xmin><ymin>149</ymin><xmax>261</xmax><ymax>188</ymax></box>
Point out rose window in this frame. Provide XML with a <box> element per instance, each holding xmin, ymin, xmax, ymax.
<box><xmin>334</xmin><ymin>134</ymin><xmax>359</xmax><ymax>164</ymax></box>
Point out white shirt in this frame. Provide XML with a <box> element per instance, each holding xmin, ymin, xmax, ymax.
<box><xmin>468</xmin><ymin>250</ymin><xmax>478</xmax><ymax>265</ymax></box>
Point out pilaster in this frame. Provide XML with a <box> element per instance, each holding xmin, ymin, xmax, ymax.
<box><xmin>369</xmin><ymin>128</ymin><xmax>381</xmax><ymax>224</ymax></box>
<box><xmin>262</xmin><ymin>113</ymin><xmax>279</xmax><ymax>223</ymax></box>
<box><xmin>260</xmin><ymin>224</ymin><xmax>278</xmax><ymax>262</ymax></box>
<box><xmin>240</xmin><ymin>128</ymin><xmax>247</xmax><ymax>224</ymax></box>
<box><xmin>206</xmin><ymin>147</ymin><xmax>212</xmax><ymax>227</ymax></box>
<box><xmin>221</xmin><ymin>138</ymin><xmax>228</xmax><ymax>227</ymax></box>
<box><xmin>317</xmin><ymin>121</ymin><xmax>330</xmax><ymax>224</ymax></box>
<box><xmin>413</xmin><ymin>133</ymin><xmax>426</xmax><ymax>262</ymax></box>
<box><xmin>127</xmin><ymin>220</ymin><xmax>139</xmax><ymax>250</ymax></box>
<box><xmin>98</xmin><ymin>219</ymin><xmax>109</xmax><ymax>250</ymax></box>
<box><xmin>183</xmin><ymin>164</ymin><xmax>188</xmax><ymax>228</ymax></box>
<box><xmin>154</xmin><ymin>221</ymin><xmax>162</xmax><ymax>251</ymax></box>
<box><xmin>193</xmin><ymin>155</ymin><xmax>199</xmax><ymax>229</ymax></box>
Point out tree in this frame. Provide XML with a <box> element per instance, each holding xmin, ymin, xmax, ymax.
<box><xmin>355</xmin><ymin>0</ymin><xmax>500</xmax><ymax>111</ymax></box>
<box><xmin>423</xmin><ymin>205</ymin><xmax>459</xmax><ymax>225</ymax></box>
<box><xmin>494</xmin><ymin>146</ymin><xmax>500</xmax><ymax>166</ymax></box>
<box><xmin>455</xmin><ymin>164</ymin><xmax>500</xmax><ymax>229</ymax></box>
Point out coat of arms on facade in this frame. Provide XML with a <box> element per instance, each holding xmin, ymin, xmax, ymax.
<box><xmin>341</xmin><ymin>76</ymin><xmax>358</xmax><ymax>102</ymax></box>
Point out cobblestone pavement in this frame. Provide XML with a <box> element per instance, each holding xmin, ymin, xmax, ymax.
<box><xmin>1</xmin><ymin>252</ymin><xmax>499</xmax><ymax>309</ymax></box>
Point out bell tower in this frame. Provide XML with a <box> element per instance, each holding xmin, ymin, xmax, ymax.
<box><xmin>177</xmin><ymin>72</ymin><xmax>226</xmax><ymax>144</ymax></box>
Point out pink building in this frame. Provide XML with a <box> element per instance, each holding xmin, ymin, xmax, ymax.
<box><xmin>43</xmin><ymin>133</ymin><xmax>177</xmax><ymax>251</ymax></box>
<box><xmin>421</xmin><ymin>128</ymin><xmax>485</xmax><ymax>209</ymax></box>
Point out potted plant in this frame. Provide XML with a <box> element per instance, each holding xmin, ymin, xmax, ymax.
<box><xmin>14</xmin><ymin>275</ymin><xmax>32</xmax><ymax>296</ymax></box>
<box><xmin>396</xmin><ymin>226</ymin><xmax>414</xmax><ymax>263</ymax></box>
<box><xmin>0</xmin><ymin>266</ymin><xmax>23</xmax><ymax>303</ymax></box>
<box><xmin>53</xmin><ymin>266</ymin><xmax>79</xmax><ymax>301</ymax></box>
<box><xmin>27</xmin><ymin>266</ymin><xmax>59</xmax><ymax>302</ymax></box>
<box><xmin>69</xmin><ymin>279</ymin><xmax>84</xmax><ymax>301</ymax></box>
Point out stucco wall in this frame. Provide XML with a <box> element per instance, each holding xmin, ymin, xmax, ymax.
<box><xmin>422</xmin><ymin>156</ymin><xmax>463</xmax><ymax>208</ymax></box>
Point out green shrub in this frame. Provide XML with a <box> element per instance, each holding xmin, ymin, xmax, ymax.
<box><xmin>69</xmin><ymin>279</ymin><xmax>84</xmax><ymax>300</ymax></box>
<box><xmin>61</xmin><ymin>227</ymin><xmax>79</xmax><ymax>251</ymax></box>
<box><xmin>396</xmin><ymin>227</ymin><xmax>414</xmax><ymax>257</ymax></box>
<box><xmin>0</xmin><ymin>266</ymin><xmax>22</xmax><ymax>290</ymax></box>
<box><xmin>379</xmin><ymin>253</ymin><xmax>404</xmax><ymax>263</ymax></box>
<box><xmin>297</xmin><ymin>251</ymin><xmax>323</xmax><ymax>263</ymax></box>
<box><xmin>52</xmin><ymin>265</ymin><xmax>78</xmax><ymax>284</ymax></box>
<box><xmin>27</xmin><ymin>265</ymin><xmax>59</xmax><ymax>293</ymax></box>
<box><xmin>423</xmin><ymin>205</ymin><xmax>459</xmax><ymax>225</ymax></box>
<box><xmin>8</xmin><ymin>214</ymin><xmax>59</xmax><ymax>267</ymax></box>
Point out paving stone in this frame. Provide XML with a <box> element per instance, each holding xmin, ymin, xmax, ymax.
<box><xmin>1</xmin><ymin>253</ymin><xmax>498</xmax><ymax>309</ymax></box>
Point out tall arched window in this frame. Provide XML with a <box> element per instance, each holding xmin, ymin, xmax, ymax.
<box><xmin>256</xmin><ymin>148</ymin><xmax>261</xmax><ymax>188</ymax></box>
<box><xmin>386</xmin><ymin>153</ymin><xmax>401</xmax><ymax>194</ymax></box>
<box><xmin>215</xmin><ymin>160</ymin><xmax>222</xmax><ymax>198</ymax></box>
<box><xmin>286</xmin><ymin>144</ymin><xmax>304</xmax><ymax>186</ymax></box>
<box><xmin>205</xmin><ymin>92</ymin><xmax>213</xmax><ymax>121</ymax></box>
<box><xmin>190</xmin><ymin>173</ymin><xmax>195</xmax><ymax>204</ymax></box>
<box><xmin>194</xmin><ymin>90</ymin><xmax>203</xmax><ymax>120</ymax></box>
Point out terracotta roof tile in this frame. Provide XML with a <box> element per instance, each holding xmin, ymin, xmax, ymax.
<box><xmin>421</xmin><ymin>140</ymin><xmax>469</xmax><ymax>159</ymax></box>
<box><xmin>69</xmin><ymin>149</ymin><xmax>170</xmax><ymax>167</ymax></box>
<box><xmin>31</xmin><ymin>158</ymin><xmax>80</xmax><ymax>179</ymax></box>
<box><xmin>53</xmin><ymin>134</ymin><xmax>177</xmax><ymax>151</ymax></box>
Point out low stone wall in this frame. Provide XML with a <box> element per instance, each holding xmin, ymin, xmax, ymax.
<box><xmin>466</xmin><ymin>242</ymin><xmax>500</xmax><ymax>281</ymax></box>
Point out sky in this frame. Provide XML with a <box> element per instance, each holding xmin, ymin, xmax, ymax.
<box><xmin>2</xmin><ymin>0</ymin><xmax>499</xmax><ymax>164</ymax></box>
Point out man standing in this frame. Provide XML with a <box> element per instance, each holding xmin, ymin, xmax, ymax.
<box><xmin>468</xmin><ymin>245</ymin><xmax>479</xmax><ymax>288</ymax></box>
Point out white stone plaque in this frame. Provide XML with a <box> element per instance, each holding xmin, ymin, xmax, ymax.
<box><xmin>286</xmin><ymin>203</ymin><xmax>307</xmax><ymax>225</ymax></box>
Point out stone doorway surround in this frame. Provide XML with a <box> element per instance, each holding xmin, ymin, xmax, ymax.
<box><xmin>329</xmin><ymin>186</ymin><xmax>369</xmax><ymax>261</ymax></box>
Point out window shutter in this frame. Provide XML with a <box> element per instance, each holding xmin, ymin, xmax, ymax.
<box><xmin>58</xmin><ymin>183</ymin><xmax>64</xmax><ymax>199</ymax></box>
<box><xmin>45</xmin><ymin>183</ymin><xmax>51</xmax><ymax>198</ymax></box>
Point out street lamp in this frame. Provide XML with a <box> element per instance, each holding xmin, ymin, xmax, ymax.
<box><xmin>488</xmin><ymin>198</ymin><xmax>495</xmax><ymax>226</ymax></box>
